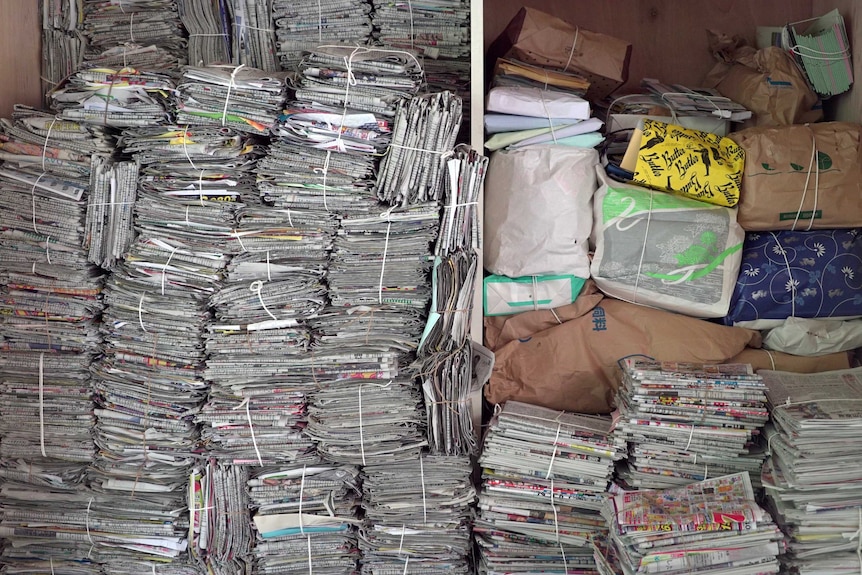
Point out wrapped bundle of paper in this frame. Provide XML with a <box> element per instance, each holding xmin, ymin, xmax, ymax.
<box><xmin>86</xmin><ymin>156</ymin><xmax>139</xmax><ymax>270</ymax></box>
<box><xmin>49</xmin><ymin>68</ymin><xmax>176</xmax><ymax>128</ymax></box>
<box><xmin>305</xmin><ymin>378</ymin><xmax>427</xmax><ymax>465</ymax></box>
<box><xmin>423</xmin><ymin>58</ymin><xmax>471</xmax><ymax>140</ymax></box>
<box><xmin>761</xmin><ymin>367</ymin><xmax>862</xmax><ymax>574</ymax></box>
<box><xmin>248</xmin><ymin>464</ymin><xmax>362</xmax><ymax>574</ymax></box>
<box><xmin>227</xmin><ymin>0</ymin><xmax>279</xmax><ymax>71</ymax></box>
<box><xmin>81</xmin><ymin>0</ymin><xmax>187</xmax><ymax>73</ymax></box>
<box><xmin>295</xmin><ymin>46</ymin><xmax>423</xmax><ymax>117</ymax></box>
<box><xmin>372</xmin><ymin>0</ymin><xmax>470</xmax><ymax>60</ymax></box>
<box><xmin>359</xmin><ymin>455</ymin><xmax>475</xmax><ymax>574</ymax></box>
<box><xmin>40</xmin><ymin>0</ymin><xmax>86</xmax><ymax>94</ymax></box>
<box><xmin>375</xmin><ymin>91</ymin><xmax>462</xmax><ymax>206</ymax></box>
<box><xmin>189</xmin><ymin>462</ymin><xmax>253</xmax><ymax>573</ymax></box>
<box><xmin>475</xmin><ymin>400</ymin><xmax>622</xmax><ymax>575</ymax></box>
<box><xmin>176</xmin><ymin>65</ymin><xmax>287</xmax><ymax>135</ymax></box>
<box><xmin>614</xmin><ymin>358</ymin><xmax>770</xmax><ymax>490</ymax></box>
<box><xmin>178</xmin><ymin>0</ymin><xmax>231</xmax><ymax>67</ymax></box>
<box><xmin>598</xmin><ymin>472</ymin><xmax>784</xmax><ymax>575</ymax></box>
<box><xmin>273</xmin><ymin>0</ymin><xmax>372</xmax><ymax>71</ymax></box>
<box><xmin>416</xmin><ymin>342</ymin><xmax>476</xmax><ymax>456</ymax></box>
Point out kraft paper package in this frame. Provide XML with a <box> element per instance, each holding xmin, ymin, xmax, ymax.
<box><xmin>484</xmin><ymin>145</ymin><xmax>598</xmax><ymax>278</ymax></box>
<box><xmin>729</xmin><ymin>122</ymin><xmax>862</xmax><ymax>230</ymax></box>
<box><xmin>621</xmin><ymin>119</ymin><xmax>745</xmax><ymax>207</ymax></box>
<box><xmin>487</xmin><ymin>6</ymin><xmax>632</xmax><ymax>100</ymax></box>
<box><xmin>484</xmin><ymin>282</ymin><xmax>762</xmax><ymax>414</ymax></box>
<box><xmin>704</xmin><ymin>36</ymin><xmax>823</xmax><ymax>126</ymax></box>
<box><xmin>723</xmin><ymin>229</ymin><xmax>862</xmax><ymax>329</ymax></box>
<box><xmin>590</xmin><ymin>167</ymin><xmax>744</xmax><ymax>318</ymax></box>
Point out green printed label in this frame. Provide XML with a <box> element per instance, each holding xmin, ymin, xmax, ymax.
<box><xmin>779</xmin><ymin>210</ymin><xmax>822</xmax><ymax>221</ymax></box>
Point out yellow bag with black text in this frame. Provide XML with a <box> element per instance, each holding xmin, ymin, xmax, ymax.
<box><xmin>621</xmin><ymin>118</ymin><xmax>745</xmax><ymax>207</ymax></box>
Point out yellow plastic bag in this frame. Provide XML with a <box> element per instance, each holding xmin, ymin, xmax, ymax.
<box><xmin>623</xmin><ymin>118</ymin><xmax>745</xmax><ymax>207</ymax></box>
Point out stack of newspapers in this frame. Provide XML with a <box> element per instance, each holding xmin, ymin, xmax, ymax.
<box><xmin>273</xmin><ymin>0</ymin><xmax>372</xmax><ymax>71</ymax></box>
<box><xmin>360</xmin><ymin>455</ymin><xmax>476</xmax><ymax>574</ymax></box>
<box><xmin>80</xmin><ymin>0</ymin><xmax>187</xmax><ymax>72</ymax></box>
<box><xmin>178</xmin><ymin>0</ymin><xmax>232</xmax><ymax>67</ymax></box>
<box><xmin>49</xmin><ymin>68</ymin><xmax>177</xmax><ymax>128</ymax></box>
<box><xmin>761</xmin><ymin>367</ymin><xmax>862</xmax><ymax>574</ymax></box>
<box><xmin>598</xmin><ymin>472</ymin><xmax>784</xmax><ymax>575</ymax></box>
<box><xmin>614</xmin><ymin>358</ymin><xmax>770</xmax><ymax>489</ymax></box>
<box><xmin>176</xmin><ymin>65</ymin><xmax>287</xmax><ymax>135</ymax></box>
<box><xmin>227</xmin><ymin>0</ymin><xmax>279</xmax><ymax>71</ymax></box>
<box><xmin>475</xmin><ymin>400</ymin><xmax>623</xmax><ymax>575</ymax></box>
<box><xmin>372</xmin><ymin>0</ymin><xmax>470</xmax><ymax>60</ymax></box>
<box><xmin>246</xmin><ymin>463</ymin><xmax>362</xmax><ymax>574</ymax></box>
<box><xmin>0</xmin><ymin>107</ymin><xmax>106</xmax><ymax>574</ymax></box>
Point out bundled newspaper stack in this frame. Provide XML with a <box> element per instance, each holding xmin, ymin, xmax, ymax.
<box><xmin>597</xmin><ymin>472</ymin><xmax>784</xmax><ymax>575</ymax></box>
<box><xmin>372</xmin><ymin>0</ymin><xmax>470</xmax><ymax>60</ymax></box>
<box><xmin>272</xmin><ymin>0</ymin><xmax>372</xmax><ymax>71</ymax></box>
<box><xmin>176</xmin><ymin>65</ymin><xmax>287</xmax><ymax>135</ymax></box>
<box><xmin>40</xmin><ymin>0</ymin><xmax>86</xmax><ymax>95</ymax></box>
<box><xmin>189</xmin><ymin>461</ymin><xmax>253</xmax><ymax>573</ymax></box>
<box><xmin>227</xmin><ymin>0</ymin><xmax>279</xmax><ymax>71</ymax></box>
<box><xmin>614</xmin><ymin>359</ymin><xmax>770</xmax><ymax>490</ymax></box>
<box><xmin>49</xmin><ymin>68</ymin><xmax>176</xmax><ymax>128</ymax></box>
<box><xmin>246</xmin><ymin>463</ymin><xmax>362</xmax><ymax>574</ymax></box>
<box><xmin>81</xmin><ymin>0</ymin><xmax>187</xmax><ymax>72</ymax></box>
<box><xmin>178</xmin><ymin>0</ymin><xmax>232</xmax><ymax>67</ymax></box>
<box><xmin>761</xmin><ymin>367</ymin><xmax>862</xmax><ymax>574</ymax></box>
<box><xmin>475</xmin><ymin>400</ymin><xmax>623</xmax><ymax>575</ymax></box>
<box><xmin>359</xmin><ymin>455</ymin><xmax>476</xmax><ymax>574</ymax></box>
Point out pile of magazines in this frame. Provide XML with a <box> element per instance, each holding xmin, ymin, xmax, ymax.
<box><xmin>598</xmin><ymin>472</ymin><xmax>784</xmax><ymax>575</ymax></box>
<box><xmin>614</xmin><ymin>359</ymin><xmax>770</xmax><ymax>489</ymax></box>
<box><xmin>762</xmin><ymin>367</ymin><xmax>862</xmax><ymax>574</ymax></box>
<box><xmin>475</xmin><ymin>401</ymin><xmax>622</xmax><ymax>575</ymax></box>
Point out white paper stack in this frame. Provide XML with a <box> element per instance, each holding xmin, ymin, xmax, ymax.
<box><xmin>761</xmin><ymin>367</ymin><xmax>862</xmax><ymax>574</ymax></box>
<box><xmin>614</xmin><ymin>358</ymin><xmax>770</xmax><ymax>490</ymax></box>
<box><xmin>359</xmin><ymin>455</ymin><xmax>476</xmax><ymax>575</ymax></box>
<box><xmin>475</xmin><ymin>400</ymin><xmax>623</xmax><ymax>575</ymax></box>
<box><xmin>598</xmin><ymin>472</ymin><xmax>784</xmax><ymax>575</ymax></box>
<box><xmin>273</xmin><ymin>0</ymin><xmax>372</xmax><ymax>71</ymax></box>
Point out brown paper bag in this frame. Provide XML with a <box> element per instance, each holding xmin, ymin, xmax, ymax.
<box><xmin>704</xmin><ymin>39</ymin><xmax>822</xmax><ymax>126</ymax></box>
<box><xmin>484</xmin><ymin>287</ymin><xmax>761</xmax><ymax>414</ymax></box>
<box><xmin>728</xmin><ymin>348</ymin><xmax>853</xmax><ymax>373</ymax></box>
<box><xmin>729</xmin><ymin>122</ymin><xmax>862</xmax><ymax>230</ymax></box>
<box><xmin>488</xmin><ymin>7</ymin><xmax>631</xmax><ymax>100</ymax></box>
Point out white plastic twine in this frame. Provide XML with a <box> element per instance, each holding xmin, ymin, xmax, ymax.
<box><xmin>531</xmin><ymin>276</ymin><xmax>539</xmax><ymax>311</ymax></box>
<box><xmin>632</xmin><ymin>191</ymin><xmax>655</xmax><ymax>304</ymax></box>
<box><xmin>181</xmin><ymin>125</ymin><xmax>199</xmax><ymax>170</ymax></box>
<box><xmin>358</xmin><ymin>385</ymin><xmax>367</xmax><ymax>466</ymax></box>
<box><xmin>419</xmin><ymin>456</ymin><xmax>428</xmax><ymax>525</ymax></box>
<box><xmin>549</xmin><ymin>478</ymin><xmax>569</xmax><ymax>574</ymax></box>
<box><xmin>221</xmin><ymin>64</ymin><xmax>246</xmax><ymax>127</ymax></box>
<box><xmin>138</xmin><ymin>292</ymin><xmax>149</xmax><ymax>333</ymax></box>
<box><xmin>563</xmin><ymin>27</ymin><xmax>580</xmax><ymax>72</ymax></box>
<box><xmin>378</xmin><ymin>209</ymin><xmax>395</xmax><ymax>304</ymax></box>
<box><xmin>38</xmin><ymin>353</ymin><xmax>46</xmax><ymax>457</ymax></box>
<box><xmin>233</xmin><ymin>398</ymin><xmax>263</xmax><ymax>466</ymax></box>
<box><xmin>791</xmin><ymin>135</ymin><xmax>820</xmax><ymax>231</ymax></box>
<box><xmin>160</xmin><ymin>246</ymin><xmax>178</xmax><ymax>296</ymax></box>
<box><xmin>399</xmin><ymin>524</ymin><xmax>410</xmax><ymax>575</ymax></box>
<box><xmin>545</xmin><ymin>423</ymin><xmax>561</xmax><ymax>479</ymax></box>
<box><xmin>298</xmin><ymin>465</ymin><xmax>307</xmax><ymax>534</ymax></box>
<box><xmin>307</xmin><ymin>534</ymin><xmax>314</xmax><ymax>574</ymax></box>
<box><xmin>538</xmin><ymin>90</ymin><xmax>557</xmax><ymax>143</ymax></box>
<box><xmin>407</xmin><ymin>0</ymin><xmax>415</xmax><ymax>50</ymax></box>
<box><xmin>770</xmin><ymin>232</ymin><xmax>797</xmax><ymax>318</ymax></box>
<box><xmin>249</xmin><ymin>280</ymin><xmax>279</xmax><ymax>321</ymax></box>
<box><xmin>41</xmin><ymin>117</ymin><xmax>57</xmax><ymax>171</ymax></box>
<box><xmin>317</xmin><ymin>0</ymin><xmax>323</xmax><ymax>42</ymax></box>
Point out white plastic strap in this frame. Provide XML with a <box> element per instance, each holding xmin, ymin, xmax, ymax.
<box><xmin>545</xmin><ymin>423</ymin><xmax>561</xmax><ymax>479</ymax></box>
<box><xmin>185</xmin><ymin>206</ymin><xmax>191</xmax><ymax>225</ymax></box>
<box><xmin>770</xmin><ymin>232</ymin><xmax>796</xmax><ymax>318</ymax></box>
<box><xmin>563</xmin><ymin>27</ymin><xmax>580</xmax><ymax>72</ymax></box>
<box><xmin>286</xmin><ymin>208</ymin><xmax>294</xmax><ymax>228</ymax></box>
<box><xmin>378</xmin><ymin>210</ymin><xmax>394</xmax><ymax>304</ymax></box>
<box><xmin>234</xmin><ymin>398</ymin><xmax>263</xmax><ymax>466</ymax></box>
<box><xmin>86</xmin><ymin>496</ymin><xmax>95</xmax><ymax>545</ymax></box>
<box><xmin>388</xmin><ymin>143</ymin><xmax>454</xmax><ymax>156</ymax></box>
<box><xmin>266</xmin><ymin>250</ymin><xmax>272</xmax><ymax>281</ymax></box>
<box><xmin>632</xmin><ymin>190</ymin><xmax>655</xmax><ymax>304</ymax></box>
<box><xmin>358</xmin><ymin>385</ymin><xmax>367</xmax><ymax>466</ymax></box>
<box><xmin>129</xmin><ymin>12</ymin><xmax>135</xmax><ymax>43</ymax></box>
<box><xmin>419</xmin><ymin>456</ymin><xmax>428</xmax><ymax>524</ymax></box>
<box><xmin>549</xmin><ymin>478</ymin><xmax>568</xmax><ymax>574</ymax></box>
<box><xmin>221</xmin><ymin>64</ymin><xmax>245</xmax><ymax>127</ymax></box>
<box><xmin>538</xmin><ymin>91</ymin><xmax>558</xmax><ymax>144</ymax></box>
<box><xmin>38</xmin><ymin>353</ymin><xmax>46</xmax><ymax>457</ymax></box>
<box><xmin>181</xmin><ymin>126</ymin><xmax>198</xmax><ymax>170</ymax></box>
<box><xmin>31</xmin><ymin>172</ymin><xmax>48</xmax><ymax>235</ymax></box>
<box><xmin>161</xmin><ymin>246</ymin><xmax>178</xmax><ymax>296</ymax></box>
<box><xmin>791</xmin><ymin>136</ymin><xmax>819</xmax><ymax>231</ymax></box>
<box><xmin>407</xmin><ymin>0</ymin><xmax>415</xmax><ymax>50</ymax></box>
<box><xmin>41</xmin><ymin>117</ymin><xmax>57</xmax><ymax>171</ymax></box>
<box><xmin>703</xmin><ymin>463</ymin><xmax>709</xmax><ymax>480</ymax></box>
<box><xmin>198</xmin><ymin>170</ymin><xmax>206</xmax><ymax>206</ymax></box>
<box><xmin>138</xmin><ymin>292</ymin><xmax>149</xmax><ymax>333</ymax></box>
<box><xmin>50</xmin><ymin>558</ymin><xmax>55</xmax><ymax>575</ymax></box>
<box><xmin>549</xmin><ymin>307</ymin><xmax>563</xmax><ymax>325</ymax></box>
<box><xmin>321</xmin><ymin>150</ymin><xmax>332</xmax><ymax>212</ymax></box>
<box><xmin>684</xmin><ymin>424</ymin><xmax>696</xmax><ymax>451</ymax></box>
<box><xmin>232</xmin><ymin>229</ymin><xmax>248</xmax><ymax>252</ymax></box>
<box><xmin>317</xmin><ymin>0</ymin><xmax>323</xmax><ymax>42</ymax></box>
<box><xmin>531</xmin><ymin>276</ymin><xmax>539</xmax><ymax>311</ymax></box>
<box><xmin>249</xmin><ymin>280</ymin><xmax>279</xmax><ymax>321</ymax></box>
<box><xmin>765</xmin><ymin>349</ymin><xmax>777</xmax><ymax>371</ymax></box>
<box><xmin>398</xmin><ymin>523</ymin><xmax>410</xmax><ymax>575</ymax></box>
<box><xmin>298</xmin><ymin>465</ymin><xmax>306</xmax><ymax>534</ymax></box>
<box><xmin>307</xmin><ymin>534</ymin><xmax>314</xmax><ymax>574</ymax></box>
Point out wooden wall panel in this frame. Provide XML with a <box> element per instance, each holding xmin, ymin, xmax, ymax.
<box><xmin>0</xmin><ymin>0</ymin><xmax>43</xmax><ymax>117</ymax></box>
<box><xmin>484</xmin><ymin>0</ymin><xmax>814</xmax><ymax>94</ymax></box>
